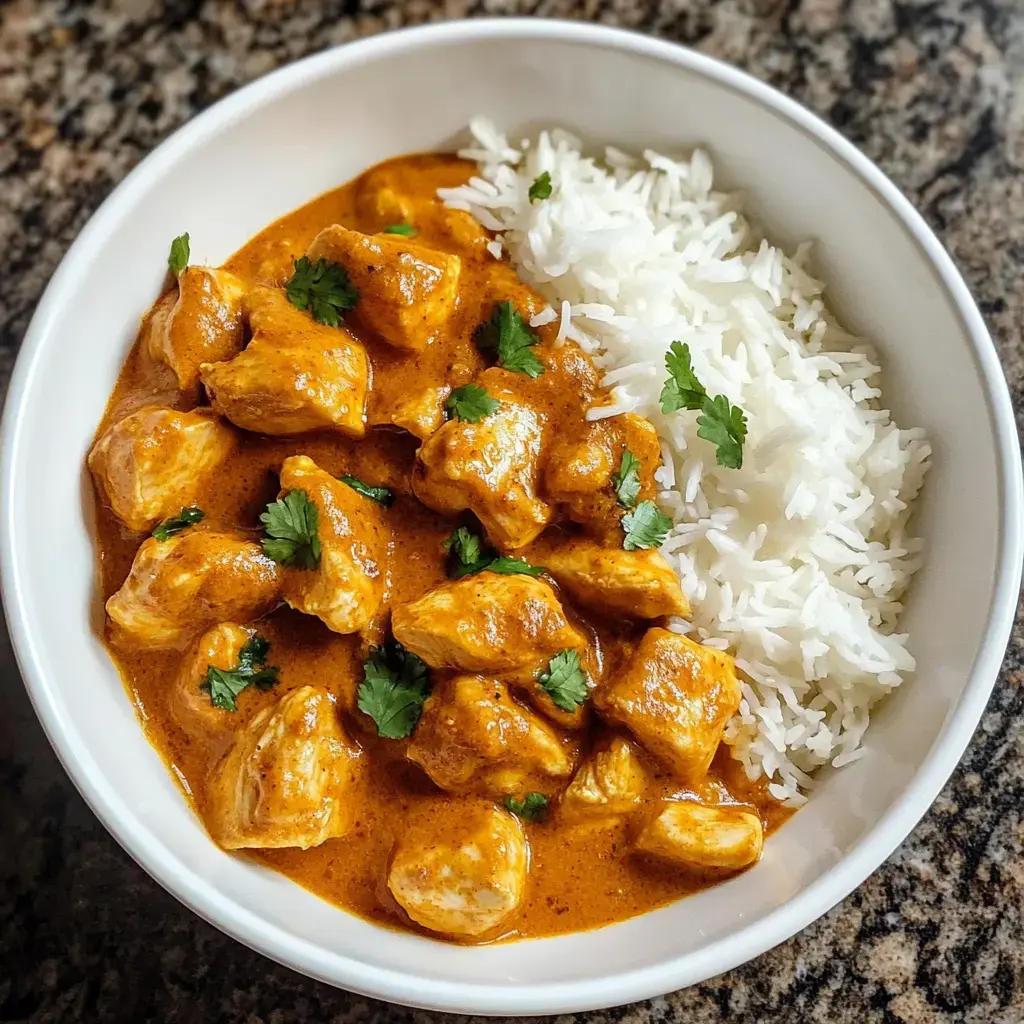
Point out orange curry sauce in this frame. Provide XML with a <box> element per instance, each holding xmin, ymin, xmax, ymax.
<box><xmin>91</xmin><ymin>154</ymin><xmax>790</xmax><ymax>943</ymax></box>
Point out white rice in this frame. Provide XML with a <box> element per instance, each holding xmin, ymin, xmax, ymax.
<box><xmin>439</xmin><ymin>118</ymin><xmax>931</xmax><ymax>806</ymax></box>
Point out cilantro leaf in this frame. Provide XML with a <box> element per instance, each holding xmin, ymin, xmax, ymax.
<box><xmin>260</xmin><ymin>490</ymin><xmax>321</xmax><ymax>569</ymax></box>
<box><xmin>660</xmin><ymin>341</ymin><xmax>706</xmax><ymax>413</ymax></box>
<box><xmin>167</xmin><ymin>233</ymin><xmax>190</xmax><ymax>275</ymax></box>
<box><xmin>357</xmin><ymin>641</ymin><xmax>431</xmax><ymax>739</ymax></box>
<box><xmin>384</xmin><ymin>223</ymin><xmax>416</xmax><ymax>236</ymax></box>
<box><xmin>621</xmin><ymin>499</ymin><xmax>673</xmax><ymax>551</ymax></box>
<box><xmin>339</xmin><ymin>475</ymin><xmax>394</xmax><ymax>508</ymax></box>
<box><xmin>201</xmin><ymin>636</ymin><xmax>279</xmax><ymax>712</ymax></box>
<box><xmin>660</xmin><ymin>341</ymin><xmax>747</xmax><ymax>469</ymax></box>
<box><xmin>538</xmin><ymin>649</ymin><xmax>589</xmax><ymax>712</ymax></box>
<box><xmin>445</xmin><ymin>383</ymin><xmax>501</xmax><ymax>422</ymax></box>
<box><xmin>611</xmin><ymin>448</ymin><xmax>642</xmax><ymax>509</ymax></box>
<box><xmin>152</xmin><ymin>506</ymin><xmax>204</xmax><ymax>542</ymax></box>
<box><xmin>505</xmin><ymin>792</ymin><xmax>549</xmax><ymax>822</ymax></box>
<box><xmin>485</xmin><ymin>556</ymin><xmax>545</xmax><ymax>576</ymax></box>
<box><xmin>443</xmin><ymin>526</ymin><xmax>544</xmax><ymax>579</ymax></box>
<box><xmin>474</xmin><ymin>301</ymin><xmax>545</xmax><ymax>378</ymax></box>
<box><xmin>528</xmin><ymin>172</ymin><xmax>552</xmax><ymax>203</ymax></box>
<box><xmin>697</xmin><ymin>394</ymin><xmax>748</xmax><ymax>470</ymax></box>
<box><xmin>285</xmin><ymin>256</ymin><xmax>358</xmax><ymax>327</ymax></box>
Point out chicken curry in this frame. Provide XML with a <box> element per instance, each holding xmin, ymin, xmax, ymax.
<box><xmin>88</xmin><ymin>154</ymin><xmax>788</xmax><ymax>943</ymax></box>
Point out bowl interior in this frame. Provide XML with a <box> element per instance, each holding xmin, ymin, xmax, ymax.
<box><xmin>3</xmin><ymin>22</ymin><xmax>1016</xmax><ymax>1014</ymax></box>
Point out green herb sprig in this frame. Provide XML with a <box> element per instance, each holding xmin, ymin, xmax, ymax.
<box><xmin>285</xmin><ymin>256</ymin><xmax>358</xmax><ymax>327</ymax></box>
<box><xmin>474</xmin><ymin>301</ymin><xmax>545</xmax><ymax>378</ymax></box>
<box><xmin>660</xmin><ymin>341</ymin><xmax>747</xmax><ymax>469</ymax></box>
<box><xmin>443</xmin><ymin>526</ymin><xmax>544</xmax><ymax>579</ymax></box>
<box><xmin>152</xmin><ymin>506</ymin><xmax>204</xmax><ymax>542</ymax></box>
<box><xmin>201</xmin><ymin>636</ymin><xmax>279</xmax><ymax>712</ymax></box>
<box><xmin>357</xmin><ymin>641</ymin><xmax>431</xmax><ymax>739</ymax></box>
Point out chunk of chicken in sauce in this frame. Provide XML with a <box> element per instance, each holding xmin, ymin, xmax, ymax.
<box><xmin>106</xmin><ymin>531</ymin><xmax>281</xmax><ymax>649</ymax></box>
<box><xmin>276</xmin><ymin>455</ymin><xmax>389</xmax><ymax>636</ymax></box>
<box><xmin>307</xmin><ymin>225</ymin><xmax>460</xmax><ymax>352</ymax></box>
<box><xmin>635</xmin><ymin>801</ymin><xmax>764</xmax><ymax>872</ymax></box>
<box><xmin>413</xmin><ymin>368</ymin><xmax>552</xmax><ymax>550</ymax></box>
<box><xmin>387</xmin><ymin>384</ymin><xmax>449</xmax><ymax>441</ymax></box>
<box><xmin>352</xmin><ymin>174</ymin><xmax>493</xmax><ymax>257</ymax></box>
<box><xmin>146</xmin><ymin>266</ymin><xmax>247</xmax><ymax>390</ymax></box>
<box><xmin>388</xmin><ymin>801</ymin><xmax>528</xmax><ymax>938</ymax></box>
<box><xmin>88</xmin><ymin>406</ymin><xmax>235</xmax><ymax>532</ymax></box>
<box><xmin>545</xmin><ymin>413</ymin><xmax>662</xmax><ymax>542</ymax></box>
<box><xmin>560</xmin><ymin>735</ymin><xmax>647</xmax><ymax>822</ymax></box>
<box><xmin>535</xmin><ymin>539</ymin><xmax>689</xmax><ymax>621</ymax></box>
<box><xmin>200</xmin><ymin>286</ymin><xmax>368</xmax><ymax>437</ymax></box>
<box><xmin>171</xmin><ymin>622</ymin><xmax>255</xmax><ymax>733</ymax></box>
<box><xmin>597</xmin><ymin>628</ymin><xmax>741</xmax><ymax>782</ymax></box>
<box><xmin>392</xmin><ymin>573</ymin><xmax>583</xmax><ymax>675</ymax></box>
<box><xmin>407</xmin><ymin>675</ymin><xmax>574</xmax><ymax>798</ymax></box>
<box><xmin>206</xmin><ymin>686</ymin><xmax>362</xmax><ymax>850</ymax></box>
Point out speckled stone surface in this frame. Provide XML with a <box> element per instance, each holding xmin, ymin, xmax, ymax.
<box><xmin>1</xmin><ymin>1</ymin><xmax>1023</xmax><ymax>1020</ymax></box>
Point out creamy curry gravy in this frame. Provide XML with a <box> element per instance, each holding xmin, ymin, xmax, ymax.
<box><xmin>92</xmin><ymin>154</ymin><xmax>789</xmax><ymax>943</ymax></box>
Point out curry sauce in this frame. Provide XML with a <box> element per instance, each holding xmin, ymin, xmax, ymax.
<box><xmin>90</xmin><ymin>154</ymin><xmax>789</xmax><ymax>943</ymax></box>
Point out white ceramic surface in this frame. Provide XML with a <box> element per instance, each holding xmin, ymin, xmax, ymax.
<box><xmin>2</xmin><ymin>19</ymin><xmax>1021</xmax><ymax>1016</ymax></box>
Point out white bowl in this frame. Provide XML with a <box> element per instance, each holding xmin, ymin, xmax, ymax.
<box><xmin>2</xmin><ymin>19</ymin><xmax>1021</xmax><ymax>1015</ymax></box>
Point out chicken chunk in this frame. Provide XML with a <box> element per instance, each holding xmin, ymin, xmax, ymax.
<box><xmin>206</xmin><ymin>686</ymin><xmax>363</xmax><ymax>850</ymax></box>
<box><xmin>171</xmin><ymin>622</ymin><xmax>255</xmax><ymax>732</ymax></box>
<box><xmin>106</xmin><ymin>531</ymin><xmax>281</xmax><ymax>649</ymax></box>
<box><xmin>88</xmin><ymin>406</ymin><xmax>235</xmax><ymax>532</ymax></box>
<box><xmin>538</xmin><ymin>540</ymin><xmax>689</xmax><ymax>620</ymax></box>
<box><xmin>386</xmin><ymin>384</ymin><xmax>447</xmax><ymax>440</ymax></box>
<box><xmin>597</xmin><ymin>628</ymin><xmax>740</xmax><ymax>782</ymax></box>
<box><xmin>388</xmin><ymin>801</ymin><xmax>528</xmax><ymax>937</ymax></box>
<box><xmin>407</xmin><ymin>676</ymin><xmax>573</xmax><ymax>797</ymax></box>
<box><xmin>354</xmin><ymin>181</ymin><xmax>492</xmax><ymax>255</ymax></box>
<box><xmin>275</xmin><ymin>456</ymin><xmax>389</xmax><ymax>635</ymax></box>
<box><xmin>413</xmin><ymin>369</ymin><xmax>552</xmax><ymax>550</ymax></box>
<box><xmin>201</xmin><ymin>286</ymin><xmax>368</xmax><ymax>436</ymax></box>
<box><xmin>307</xmin><ymin>225</ymin><xmax>460</xmax><ymax>351</ymax></box>
<box><xmin>635</xmin><ymin>802</ymin><xmax>764</xmax><ymax>871</ymax></box>
<box><xmin>146</xmin><ymin>266</ymin><xmax>247</xmax><ymax>390</ymax></box>
<box><xmin>545</xmin><ymin>413</ymin><xmax>662</xmax><ymax>541</ymax></box>
<box><xmin>560</xmin><ymin>735</ymin><xmax>647</xmax><ymax>821</ymax></box>
<box><xmin>392</xmin><ymin>573</ymin><xmax>583</xmax><ymax>674</ymax></box>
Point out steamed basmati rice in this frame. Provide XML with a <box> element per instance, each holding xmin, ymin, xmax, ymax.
<box><xmin>440</xmin><ymin>118</ymin><xmax>931</xmax><ymax>805</ymax></box>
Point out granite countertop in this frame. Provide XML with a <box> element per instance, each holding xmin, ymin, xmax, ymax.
<box><xmin>1</xmin><ymin>1</ymin><xmax>1023</xmax><ymax>1021</ymax></box>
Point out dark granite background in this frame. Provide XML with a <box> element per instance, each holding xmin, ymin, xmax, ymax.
<box><xmin>2</xmin><ymin>1</ymin><xmax>1023</xmax><ymax>1021</ymax></box>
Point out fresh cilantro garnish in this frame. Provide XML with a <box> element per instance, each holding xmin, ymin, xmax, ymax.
<box><xmin>384</xmin><ymin>223</ymin><xmax>416</xmax><ymax>236</ymax></box>
<box><xmin>443</xmin><ymin>526</ymin><xmax>544</xmax><ymax>579</ymax></box>
<box><xmin>474</xmin><ymin>301</ymin><xmax>545</xmax><ymax>378</ymax></box>
<box><xmin>167</xmin><ymin>233</ymin><xmax>190</xmax><ymax>275</ymax></box>
<box><xmin>285</xmin><ymin>256</ymin><xmax>358</xmax><ymax>327</ymax></box>
<box><xmin>621</xmin><ymin>499</ymin><xmax>673</xmax><ymax>551</ymax></box>
<box><xmin>444</xmin><ymin>526</ymin><xmax>483</xmax><ymax>573</ymax></box>
<box><xmin>528</xmin><ymin>172</ymin><xmax>552</xmax><ymax>203</ymax></box>
<box><xmin>660</xmin><ymin>341</ymin><xmax>707</xmax><ymax>413</ymax></box>
<box><xmin>486</xmin><ymin>556</ymin><xmax>545</xmax><ymax>575</ymax></box>
<box><xmin>445</xmin><ymin>384</ymin><xmax>501</xmax><ymax>422</ymax></box>
<box><xmin>660</xmin><ymin>341</ymin><xmax>748</xmax><ymax>469</ymax></box>
<box><xmin>612</xmin><ymin>449</ymin><xmax>642</xmax><ymax>509</ymax></box>
<box><xmin>696</xmin><ymin>394</ymin><xmax>748</xmax><ymax>471</ymax></box>
<box><xmin>152</xmin><ymin>506</ymin><xmax>204</xmax><ymax>541</ymax></box>
<box><xmin>505</xmin><ymin>792</ymin><xmax>549</xmax><ymax>822</ymax></box>
<box><xmin>339</xmin><ymin>475</ymin><xmax>394</xmax><ymax>508</ymax></box>
<box><xmin>357</xmin><ymin>641</ymin><xmax>431</xmax><ymax>739</ymax></box>
<box><xmin>260</xmin><ymin>490</ymin><xmax>321</xmax><ymax>569</ymax></box>
<box><xmin>538</xmin><ymin>649</ymin><xmax>589</xmax><ymax>712</ymax></box>
<box><xmin>200</xmin><ymin>636</ymin><xmax>279</xmax><ymax>712</ymax></box>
